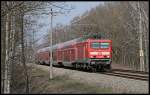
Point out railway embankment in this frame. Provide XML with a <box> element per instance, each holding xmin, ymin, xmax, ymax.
<box><xmin>31</xmin><ymin>64</ymin><xmax>148</xmax><ymax>93</ymax></box>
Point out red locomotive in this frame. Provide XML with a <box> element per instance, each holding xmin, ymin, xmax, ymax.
<box><xmin>36</xmin><ymin>37</ymin><xmax>112</xmax><ymax>71</ymax></box>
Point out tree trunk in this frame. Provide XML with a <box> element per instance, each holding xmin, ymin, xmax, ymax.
<box><xmin>10</xmin><ymin>13</ymin><xmax>16</xmax><ymax>92</ymax></box>
<box><xmin>21</xmin><ymin>12</ymin><xmax>29</xmax><ymax>94</ymax></box>
<box><xmin>1</xmin><ymin>12</ymin><xmax>6</xmax><ymax>93</ymax></box>
<box><xmin>4</xmin><ymin>13</ymin><xmax>10</xmax><ymax>94</ymax></box>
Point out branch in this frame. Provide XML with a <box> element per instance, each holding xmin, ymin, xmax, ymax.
<box><xmin>48</xmin><ymin>2</ymin><xmax>74</xmax><ymax>11</ymax></box>
<box><xmin>1</xmin><ymin>1</ymin><xmax>24</xmax><ymax>17</ymax></box>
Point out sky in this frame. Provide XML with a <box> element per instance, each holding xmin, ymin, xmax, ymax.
<box><xmin>36</xmin><ymin>2</ymin><xmax>103</xmax><ymax>45</ymax></box>
<box><xmin>54</xmin><ymin>2</ymin><xmax>103</xmax><ymax>25</ymax></box>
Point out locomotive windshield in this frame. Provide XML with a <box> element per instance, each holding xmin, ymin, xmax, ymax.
<box><xmin>91</xmin><ymin>42</ymin><xmax>100</xmax><ymax>48</ymax></box>
<box><xmin>100</xmin><ymin>43</ymin><xmax>109</xmax><ymax>48</ymax></box>
<box><xmin>91</xmin><ymin>42</ymin><xmax>109</xmax><ymax>48</ymax></box>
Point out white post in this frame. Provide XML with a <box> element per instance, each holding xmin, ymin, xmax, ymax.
<box><xmin>138</xmin><ymin>2</ymin><xmax>145</xmax><ymax>71</ymax></box>
<box><xmin>32</xmin><ymin>31</ymin><xmax>35</xmax><ymax>63</ymax></box>
<box><xmin>50</xmin><ymin>8</ymin><xmax>53</xmax><ymax>79</ymax></box>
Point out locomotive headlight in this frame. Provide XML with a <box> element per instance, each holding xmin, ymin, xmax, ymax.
<box><xmin>101</xmin><ymin>52</ymin><xmax>110</xmax><ymax>55</ymax></box>
<box><xmin>107</xmin><ymin>55</ymin><xmax>110</xmax><ymax>58</ymax></box>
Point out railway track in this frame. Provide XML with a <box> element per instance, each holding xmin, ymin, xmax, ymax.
<box><xmin>101</xmin><ymin>70</ymin><xmax>149</xmax><ymax>81</ymax></box>
<box><xmin>42</xmin><ymin>64</ymin><xmax>149</xmax><ymax>81</ymax></box>
<box><xmin>112</xmin><ymin>69</ymin><xmax>149</xmax><ymax>74</ymax></box>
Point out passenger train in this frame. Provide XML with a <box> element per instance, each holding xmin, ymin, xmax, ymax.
<box><xmin>36</xmin><ymin>37</ymin><xmax>112</xmax><ymax>71</ymax></box>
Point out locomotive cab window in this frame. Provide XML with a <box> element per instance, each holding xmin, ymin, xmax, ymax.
<box><xmin>91</xmin><ymin>42</ymin><xmax>109</xmax><ymax>48</ymax></box>
<box><xmin>100</xmin><ymin>42</ymin><xmax>109</xmax><ymax>48</ymax></box>
<box><xmin>91</xmin><ymin>42</ymin><xmax>100</xmax><ymax>48</ymax></box>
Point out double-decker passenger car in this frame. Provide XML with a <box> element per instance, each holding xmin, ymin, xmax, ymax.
<box><xmin>36</xmin><ymin>37</ymin><xmax>112</xmax><ymax>71</ymax></box>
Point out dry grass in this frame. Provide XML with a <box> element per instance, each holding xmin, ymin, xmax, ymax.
<box><xmin>11</xmin><ymin>64</ymin><xmax>112</xmax><ymax>94</ymax></box>
<box><xmin>29</xmin><ymin>67</ymin><xmax>112</xmax><ymax>94</ymax></box>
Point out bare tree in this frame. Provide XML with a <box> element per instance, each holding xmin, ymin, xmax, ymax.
<box><xmin>1</xmin><ymin>1</ymin><xmax>74</xmax><ymax>93</ymax></box>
